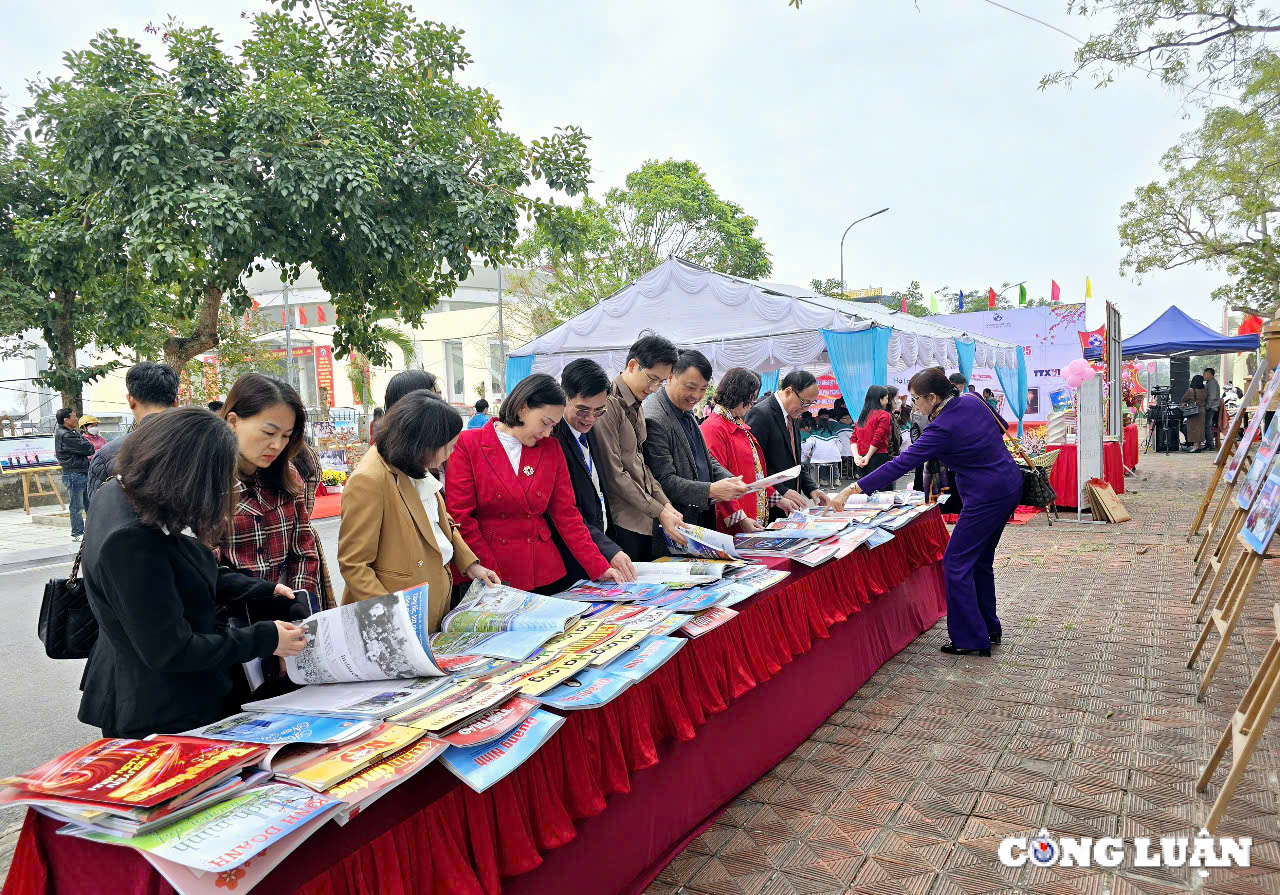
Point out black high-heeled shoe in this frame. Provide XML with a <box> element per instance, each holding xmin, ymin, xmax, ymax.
<box><xmin>940</xmin><ymin>643</ymin><xmax>991</xmax><ymax>657</ymax></box>
<box><xmin>990</xmin><ymin>632</ymin><xmax>1002</xmax><ymax>645</ymax></box>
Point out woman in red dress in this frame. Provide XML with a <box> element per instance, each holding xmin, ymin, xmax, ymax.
<box><xmin>447</xmin><ymin>373</ymin><xmax>625</xmax><ymax>594</ymax></box>
<box><xmin>852</xmin><ymin>385</ymin><xmax>893</xmax><ymax>478</ymax></box>
<box><xmin>701</xmin><ymin>367</ymin><xmax>804</xmax><ymax>533</ymax></box>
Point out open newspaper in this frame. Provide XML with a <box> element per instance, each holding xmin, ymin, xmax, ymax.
<box><xmin>662</xmin><ymin>522</ymin><xmax>741</xmax><ymax>560</ymax></box>
<box><xmin>632</xmin><ymin>561</ymin><xmax>725</xmax><ymax>584</ymax></box>
<box><xmin>428</xmin><ymin>583</ymin><xmax>590</xmax><ymax>661</ymax></box>
<box><xmin>286</xmin><ymin>589</ymin><xmax>445</xmax><ymax>686</ymax></box>
<box><xmin>745</xmin><ymin>464</ymin><xmax>802</xmax><ymax>493</ymax></box>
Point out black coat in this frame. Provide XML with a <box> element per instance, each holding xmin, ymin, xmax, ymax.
<box><xmin>744</xmin><ymin>396</ymin><xmax>817</xmax><ymax>497</ymax></box>
<box><xmin>78</xmin><ymin>481</ymin><xmax>287</xmax><ymax>738</ymax></box>
<box><xmin>54</xmin><ymin>425</ymin><xmax>93</xmax><ymax>474</ymax></box>
<box><xmin>549</xmin><ymin>419</ymin><xmax>622</xmax><ymax>582</ymax></box>
<box><xmin>642</xmin><ymin>390</ymin><xmax>732</xmax><ymax>526</ymax></box>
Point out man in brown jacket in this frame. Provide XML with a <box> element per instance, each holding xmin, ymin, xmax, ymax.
<box><xmin>594</xmin><ymin>333</ymin><xmax>689</xmax><ymax>561</ymax></box>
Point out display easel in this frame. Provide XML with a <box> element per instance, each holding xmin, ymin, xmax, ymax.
<box><xmin>1198</xmin><ymin>602</ymin><xmax>1280</xmax><ymax>833</ymax></box>
<box><xmin>1189</xmin><ymin>372</ymin><xmax>1261</xmax><ymax>541</ymax></box>
<box><xmin>15</xmin><ymin>467</ymin><xmax>64</xmax><ymax>514</ymax></box>
<box><xmin>1191</xmin><ymin>505</ymin><xmax>1248</xmax><ymax>623</ymax></box>
<box><xmin>1193</xmin><ymin>452</ymin><xmax>1252</xmax><ymax>568</ymax></box>
<box><xmin>1188</xmin><ymin>532</ymin><xmax>1271</xmax><ymax>698</ymax></box>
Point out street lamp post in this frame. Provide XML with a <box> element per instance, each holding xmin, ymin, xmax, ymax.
<box><xmin>839</xmin><ymin>207</ymin><xmax>890</xmax><ymax>294</ymax></box>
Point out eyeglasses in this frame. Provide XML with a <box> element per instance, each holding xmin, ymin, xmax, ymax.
<box><xmin>643</xmin><ymin>371</ymin><xmax>667</xmax><ymax>388</ymax></box>
<box><xmin>573</xmin><ymin>404</ymin><xmax>607</xmax><ymax>419</ymax></box>
<box><xmin>797</xmin><ymin>398</ymin><xmax>817</xmax><ymax>409</ymax></box>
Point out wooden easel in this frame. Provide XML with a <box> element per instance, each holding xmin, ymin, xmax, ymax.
<box><xmin>1193</xmin><ymin>452</ymin><xmax>1251</xmax><ymax>568</ymax></box>
<box><xmin>1198</xmin><ymin>602</ymin><xmax>1280</xmax><ymax>833</ymax></box>
<box><xmin>1188</xmin><ymin>374</ymin><xmax>1257</xmax><ymax>541</ymax></box>
<box><xmin>1188</xmin><ymin>532</ymin><xmax>1273</xmax><ymax>699</ymax></box>
<box><xmin>1191</xmin><ymin>504</ymin><xmax>1248</xmax><ymax>621</ymax></box>
<box><xmin>18</xmin><ymin>467</ymin><xmax>64</xmax><ymax>514</ymax></box>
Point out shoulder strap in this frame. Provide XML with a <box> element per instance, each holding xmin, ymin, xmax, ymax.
<box><xmin>976</xmin><ymin>396</ymin><xmax>1035</xmax><ymax>467</ymax></box>
<box><xmin>67</xmin><ymin>544</ymin><xmax>85</xmax><ymax>585</ymax></box>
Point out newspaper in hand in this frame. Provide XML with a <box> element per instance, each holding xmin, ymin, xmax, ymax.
<box><xmin>286</xmin><ymin>591</ymin><xmax>445</xmax><ymax>686</ymax></box>
<box><xmin>744</xmin><ymin>464</ymin><xmax>802</xmax><ymax>493</ymax></box>
<box><xmin>663</xmin><ymin>523</ymin><xmax>741</xmax><ymax>560</ymax></box>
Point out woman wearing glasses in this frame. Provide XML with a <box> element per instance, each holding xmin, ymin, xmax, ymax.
<box><xmin>447</xmin><ymin>373</ymin><xmax>631</xmax><ymax>594</ymax></box>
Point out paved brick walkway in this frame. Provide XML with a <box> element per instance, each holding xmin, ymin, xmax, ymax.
<box><xmin>649</xmin><ymin>450</ymin><xmax>1280</xmax><ymax>895</ymax></box>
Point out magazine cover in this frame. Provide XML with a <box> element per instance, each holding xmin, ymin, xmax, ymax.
<box><xmin>647</xmin><ymin>613</ymin><xmax>692</xmax><ymax>636</ymax></box>
<box><xmin>560</xmin><ymin>581</ymin><xmax>671</xmax><ymax>602</ymax></box>
<box><xmin>439</xmin><ymin>710</ymin><xmax>565</xmax><ymax>793</ymax></box>
<box><xmin>580</xmin><ymin>627</ymin><xmax>648</xmax><ymax>667</ymax></box>
<box><xmin>325</xmin><ymin>738</ymin><xmax>447</xmax><ymax>824</ymax></box>
<box><xmin>681</xmin><ymin>606</ymin><xmax>739</xmax><ymax>638</ymax></box>
<box><xmin>74</xmin><ymin>784</ymin><xmax>342</xmax><ymax>873</ymax></box>
<box><xmin>428</xmin><ymin>629</ymin><xmax>552</xmax><ymax>662</ymax></box>
<box><xmin>278</xmin><ymin>725</ymin><xmax>425</xmax><ymax>792</ymax></box>
<box><xmin>243</xmin><ymin>678</ymin><xmax>451</xmax><ymax>720</ymax></box>
<box><xmin>612</xmin><ymin>636</ymin><xmax>686</xmax><ymax>682</ymax></box>
<box><xmin>663</xmin><ymin>523</ymin><xmax>741</xmax><ymax>560</ymax></box>
<box><xmin>286</xmin><ymin>591</ymin><xmax>445</xmax><ymax>686</ymax></box>
<box><xmin>1238</xmin><ymin>412</ymin><xmax>1280</xmax><ymax>510</ymax></box>
<box><xmin>183</xmin><ymin>714</ymin><xmax>377</xmax><ymax>746</ymax></box>
<box><xmin>443</xmin><ymin>583</ymin><xmax>589</xmax><ymax>633</ymax></box>
<box><xmin>1227</xmin><ymin>371</ymin><xmax>1280</xmax><ymax>482</ymax></box>
<box><xmin>437</xmin><ymin>696</ymin><xmax>541</xmax><ymax>748</ymax></box>
<box><xmin>536</xmin><ymin>667</ymin><xmax>633</xmax><ymax>710</ymax></box>
<box><xmin>0</xmin><ymin>738</ymin><xmax>266</xmax><ymax>809</ymax></box>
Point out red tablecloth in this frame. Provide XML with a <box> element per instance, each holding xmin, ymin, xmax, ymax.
<box><xmin>3</xmin><ymin>512</ymin><xmax>951</xmax><ymax>895</ymax></box>
<box><xmin>1047</xmin><ymin>441</ymin><xmax>1125</xmax><ymax>507</ymax></box>
<box><xmin>1123</xmin><ymin>423</ymin><xmax>1139</xmax><ymax>470</ymax></box>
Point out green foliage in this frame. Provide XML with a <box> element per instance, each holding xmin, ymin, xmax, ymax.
<box><xmin>17</xmin><ymin>0</ymin><xmax>592</xmax><ymax>368</ymax></box>
<box><xmin>1043</xmin><ymin>1</ymin><xmax>1280</xmax><ymax>92</ymax></box>
<box><xmin>511</xmin><ymin>159</ymin><xmax>771</xmax><ymax>335</ymax></box>
<box><xmin>1118</xmin><ymin>54</ymin><xmax>1280</xmax><ymax>316</ymax></box>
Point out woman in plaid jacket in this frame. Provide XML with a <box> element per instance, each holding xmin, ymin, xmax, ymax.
<box><xmin>215</xmin><ymin>374</ymin><xmax>319</xmax><ymax>598</ymax></box>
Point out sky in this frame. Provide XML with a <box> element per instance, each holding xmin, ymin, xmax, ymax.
<box><xmin>0</xmin><ymin>0</ymin><xmax>1234</xmax><ymax>368</ymax></box>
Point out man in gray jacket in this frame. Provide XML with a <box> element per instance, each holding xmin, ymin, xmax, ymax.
<box><xmin>643</xmin><ymin>350</ymin><xmax>749</xmax><ymax>543</ymax></box>
<box><xmin>1203</xmin><ymin>367</ymin><xmax>1222</xmax><ymax>451</ymax></box>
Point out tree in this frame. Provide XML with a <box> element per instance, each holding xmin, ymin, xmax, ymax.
<box><xmin>1043</xmin><ymin>1</ymin><xmax>1280</xmax><ymax>92</ymax></box>
<box><xmin>19</xmin><ymin>0</ymin><xmax>591</xmax><ymax>370</ymax></box>
<box><xmin>345</xmin><ymin>325</ymin><xmax>415</xmax><ymax>410</ymax></box>
<box><xmin>172</xmin><ymin>312</ymin><xmax>286</xmax><ymax>405</ymax></box>
<box><xmin>0</xmin><ymin>108</ymin><xmax>155</xmax><ymax>410</ymax></box>
<box><xmin>1117</xmin><ymin>56</ymin><xmax>1280</xmax><ymax>316</ymax></box>
<box><xmin>511</xmin><ymin>159</ymin><xmax>771</xmax><ymax>335</ymax></box>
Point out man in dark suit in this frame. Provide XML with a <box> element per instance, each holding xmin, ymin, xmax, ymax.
<box><xmin>550</xmin><ymin>359</ymin><xmax>637</xmax><ymax>583</ymax></box>
<box><xmin>744</xmin><ymin>369</ymin><xmax>832</xmax><ymax>508</ymax></box>
<box><xmin>642</xmin><ymin>349</ymin><xmax>748</xmax><ymax>536</ymax></box>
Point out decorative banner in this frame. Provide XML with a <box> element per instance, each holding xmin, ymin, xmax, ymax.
<box><xmin>812</xmin><ymin>373</ymin><xmax>841</xmax><ymax>411</ymax></box>
<box><xmin>987</xmin><ymin>287</ymin><xmax>997</xmax><ymax>309</ymax></box>
<box><xmin>315</xmin><ymin>346</ymin><xmax>335</xmax><ymax>407</ymax></box>
<box><xmin>1018</xmin><ymin>284</ymin><xmax>1027</xmax><ymax>306</ymax></box>
<box><xmin>1078</xmin><ymin>325</ymin><xmax>1105</xmax><ymax>355</ymax></box>
<box><xmin>1051</xmin><ymin>280</ymin><xmax>1061</xmax><ymax>302</ymax></box>
<box><xmin>1085</xmin><ymin>276</ymin><xmax>1093</xmax><ymax>298</ymax></box>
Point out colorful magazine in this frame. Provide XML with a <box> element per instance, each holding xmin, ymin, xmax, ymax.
<box><xmin>681</xmin><ymin>606</ymin><xmax>739</xmax><ymax>638</ymax></box>
<box><xmin>437</xmin><ymin>696</ymin><xmax>541</xmax><ymax>748</ymax></box>
<box><xmin>439</xmin><ymin>710</ymin><xmax>565</xmax><ymax>793</ymax></box>
<box><xmin>243</xmin><ymin>678</ymin><xmax>451</xmax><ymax>720</ymax></box>
<box><xmin>612</xmin><ymin>636</ymin><xmax>686</xmax><ymax>682</ymax></box>
<box><xmin>536</xmin><ymin>667</ymin><xmax>633</xmax><ymax>710</ymax></box>
<box><xmin>663</xmin><ymin>523</ymin><xmax>741</xmax><ymax>560</ymax></box>
<box><xmin>389</xmin><ymin>681</ymin><xmax>521</xmax><ymax>735</ymax></box>
<box><xmin>0</xmin><ymin>738</ymin><xmax>266</xmax><ymax>810</ymax></box>
<box><xmin>276</xmin><ymin>725</ymin><xmax>425</xmax><ymax>792</ymax></box>
<box><xmin>325</xmin><ymin>738</ymin><xmax>447</xmax><ymax>825</ymax></box>
<box><xmin>182</xmin><ymin>714</ymin><xmax>377</xmax><ymax>746</ymax></box>
<box><xmin>560</xmin><ymin>581</ymin><xmax>671</xmax><ymax>602</ymax></box>
<box><xmin>647</xmin><ymin>613</ymin><xmax>692</xmax><ymax>636</ymax></box>
<box><xmin>72</xmin><ymin>783</ymin><xmax>342</xmax><ymax>873</ymax></box>
<box><xmin>442</xmin><ymin>583</ymin><xmax>589</xmax><ymax>633</ymax></box>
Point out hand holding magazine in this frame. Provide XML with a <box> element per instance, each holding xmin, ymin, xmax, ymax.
<box><xmin>744</xmin><ymin>464</ymin><xmax>802</xmax><ymax>493</ymax></box>
<box><xmin>662</xmin><ymin>522</ymin><xmax>741</xmax><ymax>560</ymax></box>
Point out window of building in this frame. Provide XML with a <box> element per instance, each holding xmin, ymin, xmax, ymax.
<box><xmin>489</xmin><ymin>340</ymin><xmax>506</xmax><ymax>397</ymax></box>
<box><xmin>445</xmin><ymin>340</ymin><xmax>466</xmax><ymax>401</ymax></box>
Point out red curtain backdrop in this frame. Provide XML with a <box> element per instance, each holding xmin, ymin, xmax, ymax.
<box><xmin>1123</xmin><ymin>423</ymin><xmax>1139</xmax><ymax>470</ymax></box>
<box><xmin>3</xmin><ymin>513</ymin><xmax>951</xmax><ymax>895</ymax></box>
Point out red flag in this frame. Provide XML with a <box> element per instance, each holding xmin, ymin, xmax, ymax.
<box><xmin>317</xmin><ymin>304</ymin><xmax>327</xmax><ymax>324</ymax></box>
<box><xmin>987</xmin><ymin>287</ymin><xmax>997</xmax><ymax>309</ymax></box>
<box><xmin>1239</xmin><ymin>314</ymin><xmax>1264</xmax><ymax>336</ymax></box>
<box><xmin>280</xmin><ymin>310</ymin><xmax>287</xmax><ymax>326</ymax></box>
<box><xmin>900</xmin><ymin>295</ymin><xmax>907</xmax><ymax>312</ymax></box>
<box><xmin>1078</xmin><ymin>325</ymin><xmax>1105</xmax><ymax>354</ymax></box>
<box><xmin>251</xmin><ymin>298</ymin><xmax>261</xmax><ymax>311</ymax></box>
<box><xmin>1051</xmin><ymin>280</ymin><xmax>1061</xmax><ymax>302</ymax></box>
<box><xmin>297</xmin><ymin>306</ymin><xmax>308</xmax><ymax>326</ymax></box>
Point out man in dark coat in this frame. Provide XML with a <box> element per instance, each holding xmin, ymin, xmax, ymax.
<box><xmin>743</xmin><ymin>369</ymin><xmax>831</xmax><ymax>510</ymax></box>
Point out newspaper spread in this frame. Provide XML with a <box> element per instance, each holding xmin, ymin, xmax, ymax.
<box><xmin>441</xmin><ymin>583</ymin><xmax>589</xmax><ymax>633</ymax></box>
<box><xmin>243</xmin><ymin>678</ymin><xmax>452</xmax><ymax>719</ymax></box>
<box><xmin>286</xmin><ymin>591</ymin><xmax>445</xmax><ymax>686</ymax></box>
<box><xmin>632</xmin><ymin>561</ymin><xmax>724</xmax><ymax>584</ymax></box>
<box><xmin>744</xmin><ymin>464</ymin><xmax>802</xmax><ymax>493</ymax></box>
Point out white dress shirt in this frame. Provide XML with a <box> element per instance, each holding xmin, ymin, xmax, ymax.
<box><xmin>412</xmin><ymin>472</ymin><xmax>454</xmax><ymax>567</ymax></box>
<box><xmin>575</xmin><ymin>428</ymin><xmax>608</xmax><ymax>528</ymax></box>
<box><xmin>494</xmin><ymin>426</ymin><xmax>524</xmax><ymax>475</ymax></box>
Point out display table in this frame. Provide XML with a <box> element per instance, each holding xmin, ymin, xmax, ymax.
<box><xmin>1123</xmin><ymin>423</ymin><xmax>1139</xmax><ymax>470</ymax></box>
<box><xmin>2</xmin><ymin>512</ymin><xmax>951</xmax><ymax>895</ymax></box>
<box><xmin>1047</xmin><ymin>441</ymin><xmax>1125</xmax><ymax>508</ymax></box>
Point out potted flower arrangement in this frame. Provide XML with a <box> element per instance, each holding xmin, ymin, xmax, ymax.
<box><xmin>321</xmin><ymin>468</ymin><xmax>347</xmax><ymax>494</ymax></box>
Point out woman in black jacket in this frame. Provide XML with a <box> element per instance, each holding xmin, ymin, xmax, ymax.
<box><xmin>79</xmin><ymin>406</ymin><xmax>308</xmax><ymax>739</ymax></box>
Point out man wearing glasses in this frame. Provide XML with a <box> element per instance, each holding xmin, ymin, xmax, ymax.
<box><xmin>549</xmin><ymin>358</ymin><xmax>638</xmax><ymax>584</ymax></box>
<box><xmin>595</xmin><ymin>333</ymin><xmax>690</xmax><ymax>561</ymax></box>
<box><xmin>745</xmin><ymin>369</ymin><xmax>834</xmax><ymax>511</ymax></box>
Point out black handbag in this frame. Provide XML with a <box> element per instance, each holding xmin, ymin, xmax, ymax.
<box><xmin>38</xmin><ymin>548</ymin><xmax>99</xmax><ymax>660</ymax></box>
<box><xmin>979</xmin><ymin>399</ymin><xmax>1057</xmax><ymax>509</ymax></box>
<box><xmin>1179</xmin><ymin>401</ymin><xmax>1201</xmax><ymax>417</ymax></box>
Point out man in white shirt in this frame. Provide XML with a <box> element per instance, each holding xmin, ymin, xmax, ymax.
<box><xmin>550</xmin><ymin>359</ymin><xmax>637</xmax><ymax>583</ymax></box>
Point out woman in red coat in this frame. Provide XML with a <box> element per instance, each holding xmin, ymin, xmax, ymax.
<box><xmin>701</xmin><ymin>368</ymin><xmax>804</xmax><ymax>533</ymax></box>
<box><xmin>447</xmin><ymin>373</ymin><xmax>623</xmax><ymax>594</ymax></box>
<box><xmin>852</xmin><ymin>385</ymin><xmax>893</xmax><ymax>478</ymax></box>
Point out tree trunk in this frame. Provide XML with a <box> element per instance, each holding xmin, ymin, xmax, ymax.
<box><xmin>51</xmin><ymin>289</ymin><xmax>82</xmax><ymax>414</ymax></box>
<box><xmin>163</xmin><ymin>284</ymin><xmax>224</xmax><ymax>369</ymax></box>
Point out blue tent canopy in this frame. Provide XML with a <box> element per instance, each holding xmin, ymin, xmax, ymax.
<box><xmin>1083</xmin><ymin>305</ymin><xmax>1259</xmax><ymax>360</ymax></box>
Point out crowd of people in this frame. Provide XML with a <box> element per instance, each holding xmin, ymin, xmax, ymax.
<box><xmin>55</xmin><ymin>332</ymin><xmax>1021</xmax><ymax>737</ymax></box>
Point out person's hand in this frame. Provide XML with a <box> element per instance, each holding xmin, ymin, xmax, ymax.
<box><xmin>776</xmin><ymin>495</ymin><xmax>804</xmax><ymax>514</ymax></box>
<box><xmin>600</xmin><ymin>567</ymin><xmax>624</xmax><ymax>584</ymax></box>
<box><xmin>830</xmin><ymin>483</ymin><xmax>860</xmax><ymax>512</ymax></box>
<box><xmin>856</xmin><ymin>455</ymin><xmax>869</xmax><ymax>468</ymax></box>
<box><xmin>811</xmin><ymin>489</ymin><xmax>833</xmax><ymax>507</ymax></box>
<box><xmin>738</xmin><ymin>517</ymin><xmax>760</xmax><ymax>533</ymax></box>
<box><xmin>782</xmin><ymin>489</ymin><xmax>810</xmax><ymax>508</ymax></box>
<box><xmin>708</xmin><ymin>476</ymin><xmax>750</xmax><ymax>502</ymax></box>
<box><xmin>660</xmin><ymin>506</ymin><xmax>689</xmax><ymax>545</ymax></box>
<box><xmin>466</xmin><ymin>562</ymin><xmax>502</xmax><ymax>586</ymax></box>
<box><xmin>609</xmin><ymin>551</ymin><xmax>637</xmax><ymax>582</ymax></box>
<box><xmin>273</xmin><ymin>583</ymin><xmax>295</xmax><ymax>600</ymax></box>
<box><xmin>273</xmin><ymin>621</ymin><xmax>308</xmax><ymax>657</ymax></box>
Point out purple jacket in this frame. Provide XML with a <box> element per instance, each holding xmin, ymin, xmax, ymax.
<box><xmin>857</xmin><ymin>393</ymin><xmax>1022</xmax><ymax>502</ymax></box>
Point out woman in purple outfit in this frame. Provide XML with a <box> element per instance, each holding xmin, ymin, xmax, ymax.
<box><xmin>832</xmin><ymin>367</ymin><xmax>1021</xmax><ymax>656</ymax></box>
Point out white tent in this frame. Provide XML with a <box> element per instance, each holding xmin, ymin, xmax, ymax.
<box><xmin>511</xmin><ymin>258</ymin><xmax>1020</xmax><ymax>377</ymax></box>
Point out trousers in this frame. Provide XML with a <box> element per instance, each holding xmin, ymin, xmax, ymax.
<box><xmin>942</xmin><ymin>487</ymin><xmax>1021</xmax><ymax>649</ymax></box>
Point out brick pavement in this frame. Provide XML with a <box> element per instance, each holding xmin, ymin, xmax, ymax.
<box><xmin>648</xmin><ymin>450</ymin><xmax>1280</xmax><ymax>895</ymax></box>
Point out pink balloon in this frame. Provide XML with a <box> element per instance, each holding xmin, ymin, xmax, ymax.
<box><xmin>1064</xmin><ymin>372</ymin><xmax>1081</xmax><ymax>389</ymax></box>
<box><xmin>1080</xmin><ymin>367</ymin><xmax>1096</xmax><ymax>382</ymax></box>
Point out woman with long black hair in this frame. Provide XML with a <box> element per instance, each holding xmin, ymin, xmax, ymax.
<box><xmin>852</xmin><ymin>385</ymin><xmax>892</xmax><ymax>477</ymax></box>
<box><xmin>833</xmin><ymin>367</ymin><xmax>1022</xmax><ymax>657</ymax></box>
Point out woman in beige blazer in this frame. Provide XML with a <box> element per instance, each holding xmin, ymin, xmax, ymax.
<box><xmin>338</xmin><ymin>390</ymin><xmax>499</xmax><ymax>632</ymax></box>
